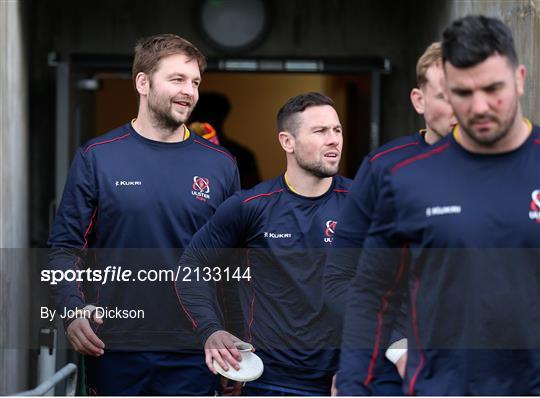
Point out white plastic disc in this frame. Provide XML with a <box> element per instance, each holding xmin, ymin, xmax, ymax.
<box><xmin>212</xmin><ymin>342</ymin><xmax>264</xmax><ymax>382</ymax></box>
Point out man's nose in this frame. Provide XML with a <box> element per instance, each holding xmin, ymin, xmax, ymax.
<box><xmin>326</xmin><ymin>130</ymin><xmax>341</xmax><ymax>146</ymax></box>
<box><xmin>180</xmin><ymin>81</ymin><xmax>196</xmax><ymax>98</ymax></box>
<box><xmin>470</xmin><ymin>92</ymin><xmax>490</xmax><ymax>116</ymax></box>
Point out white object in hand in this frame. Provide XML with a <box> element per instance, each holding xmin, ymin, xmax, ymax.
<box><xmin>213</xmin><ymin>342</ymin><xmax>264</xmax><ymax>382</ymax></box>
<box><xmin>385</xmin><ymin>338</ymin><xmax>408</xmax><ymax>364</ymax></box>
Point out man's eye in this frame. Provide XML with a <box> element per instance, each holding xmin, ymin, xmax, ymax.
<box><xmin>485</xmin><ymin>84</ymin><xmax>502</xmax><ymax>93</ymax></box>
<box><xmin>453</xmin><ymin>90</ymin><xmax>471</xmax><ymax>97</ymax></box>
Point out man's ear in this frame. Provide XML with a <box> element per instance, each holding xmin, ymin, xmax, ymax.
<box><xmin>410</xmin><ymin>87</ymin><xmax>425</xmax><ymax>115</ymax></box>
<box><xmin>135</xmin><ymin>72</ymin><xmax>149</xmax><ymax>96</ymax></box>
<box><xmin>515</xmin><ymin>64</ymin><xmax>526</xmax><ymax>97</ymax></box>
<box><xmin>278</xmin><ymin>131</ymin><xmax>295</xmax><ymax>154</ymax></box>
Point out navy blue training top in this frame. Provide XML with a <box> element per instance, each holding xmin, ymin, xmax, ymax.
<box><xmin>339</xmin><ymin>124</ymin><xmax>540</xmax><ymax>395</ymax></box>
<box><xmin>324</xmin><ymin>131</ymin><xmax>429</xmax><ymax>315</ymax></box>
<box><xmin>48</xmin><ymin>122</ymin><xmax>240</xmax><ymax>350</ymax></box>
<box><xmin>177</xmin><ymin>175</ymin><xmax>351</xmax><ymax>393</ymax></box>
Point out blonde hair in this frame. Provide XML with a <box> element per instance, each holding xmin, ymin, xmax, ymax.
<box><xmin>416</xmin><ymin>42</ymin><xmax>442</xmax><ymax>88</ymax></box>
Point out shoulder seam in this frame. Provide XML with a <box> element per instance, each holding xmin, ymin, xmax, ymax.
<box><xmin>194</xmin><ymin>139</ymin><xmax>236</xmax><ymax>164</ymax></box>
<box><xmin>243</xmin><ymin>189</ymin><xmax>284</xmax><ymax>203</ymax></box>
<box><xmin>370</xmin><ymin>142</ymin><xmax>419</xmax><ymax>163</ymax></box>
<box><xmin>391</xmin><ymin>142</ymin><xmax>450</xmax><ymax>174</ymax></box>
<box><xmin>84</xmin><ymin>133</ymin><xmax>131</xmax><ymax>153</ymax></box>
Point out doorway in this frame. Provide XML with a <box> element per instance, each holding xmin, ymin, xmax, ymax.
<box><xmin>55</xmin><ymin>54</ymin><xmax>388</xmax><ymax>196</ymax></box>
<box><xmin>93</xmin><ymin>72</ymin><xmax>372</xmax><ymax>179</ymax></box>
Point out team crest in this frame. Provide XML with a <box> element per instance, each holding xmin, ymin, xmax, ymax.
<box><xmin>529</xmin><ymin>189</ymin><xmax>540</xmax><ymax>223</ymax></box>
<box><xmin>324</xmin><ymin>220</ymin><xmax>337</xmax><ymax>243</ymax></box>
<box><xmin>192</xmin><ymin>176</ymin><xmax>211</xmax><ymax>202</ymax></box>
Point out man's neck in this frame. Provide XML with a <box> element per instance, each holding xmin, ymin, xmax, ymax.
<box><xmin>132</xmin><ymin>109</ymin><xmax>186</xmax><ymax>143</ymax></box>
<box><xmin>284</xmin><ymin>168</ymin><xmax>333</xmax><ymax>197</ymax></box>
<box><xmin>423</xmin><ymin>128</ymin><xmax>442</xmax><ymax>145</ymax></box>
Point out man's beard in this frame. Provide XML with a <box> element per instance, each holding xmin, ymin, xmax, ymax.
<box><xmin>147</xmin><ymin>90</ymin><xmax>193</xmax><ymax>132</ymax></box>
<box><xmin>459</xmin><ymin>92</ymin><xmax>519</xmax><ymax>148</ymax></box>
<box><xmin>296</xmin><ymin>154</ymin><xmax>338</xmax><ymax>178</ymax></box>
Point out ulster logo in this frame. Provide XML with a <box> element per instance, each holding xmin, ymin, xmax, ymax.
<box><xmin>529</xmin><ymin>189</ymin><xmax>540</xmax><ymax>223</ymax></box>
<box><xmin>192</xmin><ymin>176</ymin><xmax>211</xmax><ymax>201</ymax></box>
<box><xmin>324</xmin><ymin>220</ymin><xmax>337</xmax><ymax>243</ymax></box>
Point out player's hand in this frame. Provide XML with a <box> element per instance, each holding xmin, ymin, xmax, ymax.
<box><xmin>331</xmin><ymin>374</ymin><xmax>338</xmax><ymax>396</ymax></box>
<box><xmin>204</xmin><ymin>330</ymin><xmax>244</xmax><ymax>374</ymax></box>
<box><xmin>395</xmin><ymin>352</ymin><xmax>407</xmax><ymax>379</ymax></box>
<box><xmin>66</xmin><ymin>316</ymin><xmax>104</xmax><ymax>356</ymax></box>
<box><xmin>220</xmin><ymin>376</ymin><xmax>243</xmax><ymax>396</ymax></box>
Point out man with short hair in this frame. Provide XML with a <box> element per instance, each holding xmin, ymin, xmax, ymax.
<box><xmin>337</xmin><ymin>15</ymin><xmax>540</xmax><ymax>395</ymax></box>
<box><xmin>324</xmin><ymin>42</ymin><xmax>456</xmax><ymax>395</ymax></box>
<box><xmin>177</xmin><ymin>92</ymin><xmax>350</xmax><ymax>395</ymax></box>
<box><xmin>48</xmin><ymin>34</ymin><xmax>240</xmax><ymax>395</ymax></box>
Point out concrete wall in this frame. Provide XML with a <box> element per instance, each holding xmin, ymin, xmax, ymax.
<box><xmin>0</xmin><ymin>0</ymin><xmax>30</xmax><ymax>394</ymax></box>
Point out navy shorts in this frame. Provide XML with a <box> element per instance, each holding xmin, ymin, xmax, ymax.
<box><xmin>244</xmin><ymin>381</ymin><xmax>329</xmax><ymax>396</ymax></box>
<box><xmin>85</xmin><ymin>351</ymin><xmax>217</xmax><ymax>395</ymax></box>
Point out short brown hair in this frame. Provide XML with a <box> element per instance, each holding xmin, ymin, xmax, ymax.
<box><xmin>132</xmin><ymin>34</ymin><xmax>206</xmax><ymax>88</ymax></box>
<box><xmin>416</xmin><ymin>42</ymin><xmax>442</xmax><ymax>88</ymax></box>
<box><xmin>277</xmin><ymin>92</ymin><xmax>335</xmax><ymax>135</ymax></box>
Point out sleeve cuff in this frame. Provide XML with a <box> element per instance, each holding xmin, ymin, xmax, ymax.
<box><xmin>200</xmin><ymin>324</ymin><xmax>225</xmax><ymax>348</ymax></box>
<box><xmin>63</xmin><ymin>304</ymin><xmax>94</xmax><ymax>330</ymax></box>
